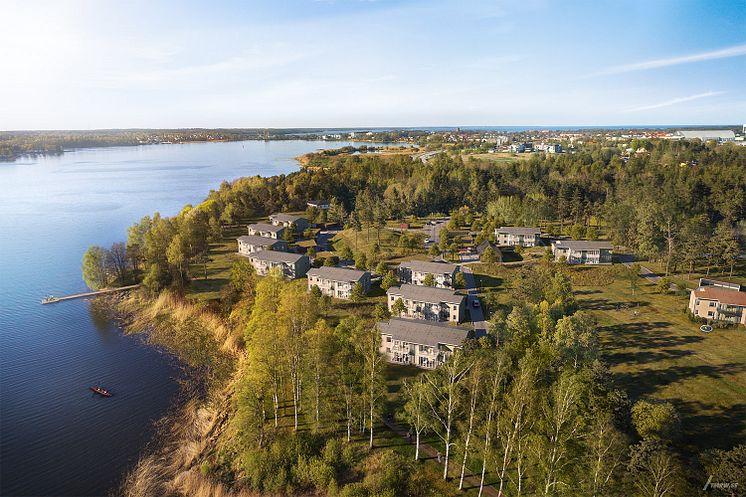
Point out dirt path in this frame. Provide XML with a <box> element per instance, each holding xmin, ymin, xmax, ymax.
<box><xmin>382</xmin><ymin>418</ymin><xmax>503</xmax><ymax>497</ymax></box>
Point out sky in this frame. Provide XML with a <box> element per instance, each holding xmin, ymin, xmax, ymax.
<box><xmin>0</xmin><ymin>0</ymin><xmax>744</xmax><ymax>129</ymax></box>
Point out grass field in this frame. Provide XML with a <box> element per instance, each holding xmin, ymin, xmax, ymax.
<box><xmin>575</xmin><ymin>276</ymin><xmax>746</xmax><ymax>454</ymax></box>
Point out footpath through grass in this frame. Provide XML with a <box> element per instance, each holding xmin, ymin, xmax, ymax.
<box><xmin>576</xmin><ymin>277</ymin><xmax>746</xmax><ymax>454</ymax></box>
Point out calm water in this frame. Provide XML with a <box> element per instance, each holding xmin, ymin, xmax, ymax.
<box><xmin>0</xmin><ymin>139</ymin><xmax>368</xmax><ymax>497</ymax></box>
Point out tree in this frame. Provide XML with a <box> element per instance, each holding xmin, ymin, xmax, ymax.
<box><xmin>481</xmin><ymin>246</ymin><xmax>496</xmax><ymax>264</ymax></box>
<box><xmin>392</xmin><ymin>297</ymin><xmax>406</xmax><ymax>317</ymax></box>
<box><xmin>424</xmin><ymin>351</ymin><xmax>473</xmax><ymax>479</ymax></box>
<box><xmin>277</xmin><ymin>283</ymin><xmax>320</xmax><ymax>431</ymax></box>
<box><xmin>304</xmin><ymin>319</ymin><xmax>335</xmax><ymax>431</ymax></box>
<box><xmin>356</xmin><ymin>323</ymin><xmax>385</xmax><ymax>449</ymax></box>
<box><xmin>534</xmin><ymin>371</ymin><xmax>586</xmax><ymax>497</ymax></box>
<box><xmin>586</xmin><ymin>412</ymin><xmax>628</xmax><ymax>497</ymax></box>
<box><xmin>552</xmin><ymin>312</ymin><xmax>598</xmax><ymax>368</ymax></box>
<box><xmin>107</xmin><ymin>242</ymin><xmax>128</xmax><ymax>285</ymax></box>
<box><xmin>680</xmin><ymin>214</ymin><xmax>710</xmax><ymax>280</ymax></box>
<box><xmin>374</xmin><ymin>261</ymin><xmax>387</xmax><ymax>276</ymax></box>
<box><xmin>711</xmin><ymin>221</ymin><xmax>740</xmax><ymax>278</ymax></box>
<box><xmin>627</xmin><ymin>439</ymin><xmax>684</xmax><ymax>497</ymax></box>
<box><xmin>428</xmin><ymin>244</ymin><xmax>440</xmax><ymax>257</ymax></box>
<box><xmin>458</xmin><ymin>358</ymin><xmax>483</xmax><ymax>490</ymax></box>
<box><xmin>631</xmin><ymin>400</ymin><xmax>680</xmax><ymax>441</ymax></box>
<box><xmin>82</xmin><ymin>245</ymin><xmax>110</xmax><ymax>290</ymax></box>
<box><xmin>423</xmin><ymin>273</ymin><xmax>436</xmax><ymax>287</ymax></box>
<box><xmin>381</xmin><ymin>271</ymin><xmax>399</xmax><ymax>291</ymax></box>
<box><xmin>350</xmin><ymin>282</ymin><xmax>366</xmax><ymax>303</ymax></box>
<box><xmin>454</xmin><ymin>272</ymin><xmax>466</xmax><ymax>290</ymax></box>
<box><xmin>338</xmin><ymin>243</ymin><xmax>354</xmax><ymax>261</ymax></box>
<box><xmin>166</xmin><ymin>233</ymin><xmax>189</xmax><ymax>285</ymax></box>
<box><xmin>354</xmin><ymin>252</ymin><xmax>368</xmax><ymax>270</ymax></box>
<box><xmin>403</xmin><ymin>375</ymin><xmax>429</xmax><ymax>461</ymax></box>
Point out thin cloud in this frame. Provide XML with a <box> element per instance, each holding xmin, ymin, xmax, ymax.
<box><xmin>597</xmin><ymin>43</ymin><xmax>746</xmax><ymax>75</ymax></box>
<box><xmin>624</xmin><ymin>91</ymin><xmax>725</xmax><ymax>112</ymax></box>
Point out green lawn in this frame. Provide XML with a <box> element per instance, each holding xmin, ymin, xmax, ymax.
<box><xmin>575</xmin><ymin>276</ymin><xmax>746</xmax><ymax>454</ymax></box>
<box><xmin>187</xmin><ymin>227</ymin><xmax>245</xmax><ymax>302</ymax></box>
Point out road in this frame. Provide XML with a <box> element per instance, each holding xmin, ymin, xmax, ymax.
<box><xmin>619</xmin><ymin>254</ymin><xmax>680</xmax><ymax>291</ymax></box>
<box><xmin>460</xmin><ymin>265</ymin><xmax>488</xmax><ymax>337</ymax></box>
<box><xmin>411</xmin><ymin>150</ymin><xmax>443</xmax><ymax>163</ymax></box>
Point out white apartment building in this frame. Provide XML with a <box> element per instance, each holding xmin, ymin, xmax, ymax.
<box><xmin>378</xmin><ymin>318</ymin><xmax>469</xmax><ymax>369</ymax></box>
<box><xmin>307</xmin><ymin>266</ymin><xmax>371</xmax><ymax>300</ymax></box>
<box><xmin>495</xmin><ymin>227</ymin><xmax>542</xmax><ymax>247</ymax></box>
<box><xmin>397</xmin><ymin>260</ymin><xmax>459</xmax><ymax>288</ymax></box>
<box><xmin>387</xmin><ymin>284</ymin><xmax>465</xmax><ymax>323</ymax></box>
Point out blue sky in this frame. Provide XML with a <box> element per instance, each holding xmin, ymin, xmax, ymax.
<box><xmin>1</xmin><ymin>0</ymin><xmax>744</xmax><ymax>129</ymax></box>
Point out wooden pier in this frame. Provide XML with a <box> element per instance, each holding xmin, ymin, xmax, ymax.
<box><xmin>41</xmin><ymin>284</ymin><xmax>140</xmax><ymax>304</ymax></box>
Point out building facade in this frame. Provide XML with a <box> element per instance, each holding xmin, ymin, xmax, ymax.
<box><xmin>245</xmin><ymin>250</ymin><xmax>310</xmax><ymax>279</ymax></box>
<box><xmin>495</xmin><ymin>227</ymin><xmax>542</xmax><ymax>247</ymax></box>
<box><xmin>237</xmin><ymin>235</ymin><xmax>289</xmax><ymax>255</ymax></box>
<box><xmin>689</xmin><ymin>281</ymin><xmax>746</xmax><ymax>326</ymax></box>
<box><xmin>551</xmin><ymin>240</ymin><xmax>612</xmax><ymax>264</ymax></box>
<box><xmin>307</xmin><ymin>266</ymin><xmax>371</xmax><ymax>300</ymax></box>
<box><xmin>268</xmin><ymin>213</ymin><xmax>309</xmax><ymax>233</ymax></box>
<box><xmin>247</xmin><ymin>222</ymin><xmax>286</xmax><ymax>240</ymax></box>
<box><xmin>387</xmin><ymin>284</ymin><xmax>465</xmax><ymax>323</ymax></box>
<box><xmin>378</xmin><ymin>318</ymin><xmax>468</xmax><ymax>369</ymax></box>
<box><xmin>397</xmin><ymin>260</ymin><xmax>459</xmax><ymax>288</ymax></box>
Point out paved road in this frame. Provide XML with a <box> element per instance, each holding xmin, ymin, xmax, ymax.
<box><xmin>619</xmin><ymin>255</ymin><xmax>680</xmax><ymax>291</ymax></box>
<box><xmin>316</xmin><ymin>228</ymin><xmax>339</xmax><ymax>251</ymax></box>
<box><xmin>411</xmin><ymin>150</ymin><xmax>444</xmax><ymax>163</ymax></box>
<box><xmin>461</xmin><ymin>265</ymin><xmax>488</xmax><ymax>337</ymax></box>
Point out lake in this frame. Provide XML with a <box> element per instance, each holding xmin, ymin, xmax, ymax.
<box><xmin>0</xmin><ymin>139</ymin><xmax>372</xmax><ymax>497</ymax></box>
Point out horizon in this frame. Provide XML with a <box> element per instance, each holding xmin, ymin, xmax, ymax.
<box><xmin>2</xmin><ymin>0</ymin><xmax>744</xmax><ymax>129</ymax></box>
<box><xmin>2</xmin><ymin>123</ymin><xmax>743</xmax><ymax>133</ymax></box>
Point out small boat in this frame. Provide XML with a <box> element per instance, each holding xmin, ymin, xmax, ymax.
<box><xmin>90</xmin><ymin>386</ymin><xmax>112</xmax><ymax>397</ymax></box>
<box><xmin>41</xmin><ymin>296</ymin><xmax>59</xmax><ymax>304</ymax></box>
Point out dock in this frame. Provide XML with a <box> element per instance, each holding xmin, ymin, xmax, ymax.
<box><xmin>41</xmin><ymin>284</ymin><xmax>140</xmax><ymax>304</ymax></box>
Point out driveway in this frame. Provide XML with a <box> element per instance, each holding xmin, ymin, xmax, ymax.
<box><xmin>460</xmin><ymin>266</ymin><xmax>488</xmax><ymax>337</ymax></box>
<box><xmin>619</xmin><ymin>255</ymin><xmax>680</xmax><ymax>291</ymax></box>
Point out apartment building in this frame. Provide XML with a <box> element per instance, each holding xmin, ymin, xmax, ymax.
<box><xmin>237</xmin><ymin>235</ymin><xmax>288</xmax><ymax>255</ymax></box>
<box><xmin>551</xmin><ymin>240</ymin><xmax>613</xmax><ymax>264</ymax></box>
<box><xmin>247</xmin><ymin>222</ymin><xmax>286</xmax><ymax>240</ymax></box>
<box><xmin>495</xmin><ymin>227</ymin><xmax>542</xmax><ymax>247</ymax></box>
<box><xmin>378</xmin><ymin>318</ymin><xmax>469</xmax><ymax>369</ymax></box>
<box><xmin>387</xmin><ymin>284</ymin><xmax>465</xmax><ymax>323</ymax></box>
<box><xmin>689</xmin><ymin>280</ymin><xmax>746</xmax><ymax>326</ymax></box>
<box><xmin>307</xmin><ymin>266</ymin><xmax>371</xmax><ymax>300</ymax></box>
<box><xmin>268</xmin><ymin>213</ymin><xmax>309</xmax><ymax>233</ymax></box>
<box><xmin>397</xmin><ymin>260</ymin><xmax>459</xmax><ymax>288</ymax></box>
<box><xmin>245</xmin><ymin>250</ymin><xmax>310</xmax><ymax>279</ymax></box>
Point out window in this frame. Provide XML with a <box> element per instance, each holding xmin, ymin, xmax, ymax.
<box><xmin>386</xmin><ymin>336</ymin><xmax>391</xmax><ymax>343</ymax></box>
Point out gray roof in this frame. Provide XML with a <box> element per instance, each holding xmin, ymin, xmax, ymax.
<box><xmin>398</xmin><ymin>260</ymin><xmax>458</xmax><ymax>274</ymax></box>
<box><xmin>554</xmin><ymin>240</ymin><xmax>612</xmax><ymax>250</ymax></box>
<box><xmin>248</xmin><ymin>250</ymin><xmax>305</xmax><ymax>264</ymax></box>
<box><xmin>270</xmin><ymin>213</ymin><xmax>306</xmax><ymax>223</ymax></box>
<box><xmin>307</xmin><ymin>266</ymin><xmax>369</xmax><ymax>283</ymax></box>
<box><xmin>675</xmin><ymin>130</ymin><xmax>735</xmax><ymax>140</ymax></box>
<box><xmin>496</xmin><ymin>226</ymin><xmax>541</xmax><ymax>236</ymax></box>
<box><xmin>237</xmin><ymin>235</ymin><xmax>285</xmax><ymax>246</ymax></box>
<box><xmin>476</xmin><ymin>240</ymin><xmax>499</xmax><ymax>255</ymax></box>
<box><xmin>387</xmin><ymin>284</ymin><xmax>464</xmax><ymax>305</ymax></box>
<box><xmin>377</xmin><ymin>318</ymin><xmax>469</xmax><ymax>348</ymax></box>
<box><xmin>248</xmin><ymin>222</ymin><xmax>285</xmax><ymax>233</ymax></box>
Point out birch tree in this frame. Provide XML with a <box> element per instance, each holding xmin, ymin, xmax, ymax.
<box><xmin>354</xmin><ymin>320</ymin><xmax>385</xmax><ymax>449</ymax></box>
<box><xmin>402</xmin><ymin>374</ymin><xmax>429</xmax><ymax>461</ymax></box>
<box><xmin>424</xmin><ymin>351</ymin><xmax>473</xmax><ymax>480</ymax></box>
